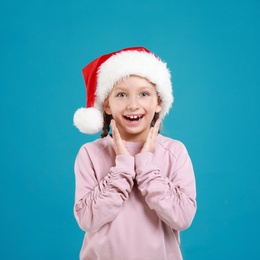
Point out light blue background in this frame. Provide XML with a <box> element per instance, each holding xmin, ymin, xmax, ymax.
<box><xmin>1</xmin><ymin>0</ymin><xmax>259</xmax><ymax>259</ymax></box>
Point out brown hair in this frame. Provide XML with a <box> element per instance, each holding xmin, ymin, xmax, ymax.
<box><xmin>100</xmin><ymin>112</ymin><xmax>160</xmax><ymax>138</ymax></box>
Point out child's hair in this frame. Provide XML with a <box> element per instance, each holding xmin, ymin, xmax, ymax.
<box><xmin>101</xmin><ymin>112</ymin><xmax>160</xmax><ymax>138</ymax></box>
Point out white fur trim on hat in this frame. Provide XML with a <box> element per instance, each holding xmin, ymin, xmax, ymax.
<box><xmin>96</xmin><ymin>50</ymin><xmax>173</xmax><ymax>118</ymax></box>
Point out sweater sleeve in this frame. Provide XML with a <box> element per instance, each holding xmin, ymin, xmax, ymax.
<box><xmin>74</xmin><ymin>146</ymin><xmax>135</xmax><ymax>233</ymax></box>
<box><xmin>135</xmin><ymin>143</ymin><xmax>196</xmax><ymax>231</ymax></box>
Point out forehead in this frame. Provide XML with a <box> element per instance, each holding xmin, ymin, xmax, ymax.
<box><xmin>113</xmin><ymin>75</ymin><xmax>155</xmax><ymax>89</ymax></box>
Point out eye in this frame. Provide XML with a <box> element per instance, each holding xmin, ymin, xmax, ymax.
<box><xmin>140</xmin><ymin>92</ymin><xmax>149</xmax><ymax>97</ymax></box>
<box><xmin>117</xmin><ymin>92</ymin><xmax>127</xmax><ymax>98</ymax></box>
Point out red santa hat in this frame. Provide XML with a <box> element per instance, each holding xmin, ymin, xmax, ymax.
<box><xmin>73</xmin><ymin>47</ymin><xmax>173</xmax><ymax>134</ymax></box>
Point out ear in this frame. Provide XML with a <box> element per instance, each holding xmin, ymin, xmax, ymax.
<box><xmin>155</xmin><ymin>98</ymin><xmax>162</xmax><ymax>113</ymax></box>
<box><xmin>103</xmin><ymin>98</ymin><xmax>112</xmax><ymax>115</ymax></box>
<box><xmin>155</xmin><ymin>104</ymin><xmax>162</xmax><ymax>113</ymax></box>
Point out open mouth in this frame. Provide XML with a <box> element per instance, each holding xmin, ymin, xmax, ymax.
<box><xmin>123</xmin><ymin>115</ymin><xmax>144</xmax><ymax>122</ymax></box>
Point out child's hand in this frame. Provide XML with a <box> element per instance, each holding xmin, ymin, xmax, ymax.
<box><xmin>141</xmin><ymin>119</ymin><xmax>161</xmax><ymax>153</ymax></box>
<box><xmin>111</xmin><ymin>120</ymin><xmax>130</xmax><ymax>155</ymax></box>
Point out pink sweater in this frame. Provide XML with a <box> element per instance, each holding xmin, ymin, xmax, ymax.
<box><xmin>74</xmin><ymin>134</ymin><xmax>196</xmax><ymax>260</ymax></box>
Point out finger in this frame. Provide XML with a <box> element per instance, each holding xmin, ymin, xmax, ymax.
<box><xmin>150</xmin><ymin>119</ymin><xmax>160</xmax><ymax>142</ymax></box>
<box><xmin>154</xmin><ymin>119</ymin><xmax>161</xmax><ymax>134</ymax></box>
<box><xmin>111</xmin><ymin>119</ymin><xmax>117</xmax><ymax>133</ymax></box>
<box><xmin>111</xmin><ymin>120</ymin><xmax>129</xmax><ymax>155</ymax></box>
<box><xmin>141</xmin><ymin>127</ymin><xmax>153</xmax><ymax>153</ymax></box>
<box><xmin>149</xmin><ymin>126</ymin><xmax>155</xmax><ymax>141</ymax></box>
<box><xmin>111</xmin><ymin>120</ymin><xmax>120</xmax><ymax>140</ymax></box>
<box><xmin>111</xmin><ymin>119</ymin><xmax>119</xmax><ymax>147</ymax></box>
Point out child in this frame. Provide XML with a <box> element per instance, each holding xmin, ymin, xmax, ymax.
<box><xmin>73</xmin><ymin>47</ymin><xmax>196</xmax><ymax>260</ymax></box>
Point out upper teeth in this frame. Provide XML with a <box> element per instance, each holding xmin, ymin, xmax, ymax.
<box><xmin>127</xmin><ymin>115</ymin><xmax>140</xmax><ymax>119</ymax></box>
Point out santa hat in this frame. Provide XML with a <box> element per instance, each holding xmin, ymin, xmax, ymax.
<box><xmin>73</xmin><ymin>47</ymin><xmax>173</xmax><ymax>134</ymax></box>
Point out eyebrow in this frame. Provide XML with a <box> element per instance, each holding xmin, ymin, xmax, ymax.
<box><xmin>112</xmin><ymin>86</ymin><xmax>127</xmax><ymax>91</ymax></box>
<box><xmin>113</xmin><ymin>85</ymin><xmax>156</xmax><ymax>92</ymax></box>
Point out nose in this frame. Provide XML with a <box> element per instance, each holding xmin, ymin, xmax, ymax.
<box><xmin>126</xmin><ymin>96</ymin><xmax>139</xmax><ymax>110</ymax></box>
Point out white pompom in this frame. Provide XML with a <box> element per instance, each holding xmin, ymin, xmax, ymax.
<box><xmin>73</xmin><ymin>107</ymin><xmax>103</xmax><ymax>134</ymax></box>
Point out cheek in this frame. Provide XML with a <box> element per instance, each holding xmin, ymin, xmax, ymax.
<box><xmin>147</xmin><ymin>98</ymin><xmax>162</xmax><ymax>113</ymax></box>
<box><xmin>106</xmin><ymin>102</ymin><xmax>123</xmax><ymax>116</ymax></box>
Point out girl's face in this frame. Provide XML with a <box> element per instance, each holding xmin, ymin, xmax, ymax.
<box><xmin>103</xmin><ymin>75</ymin><xmax>162</xmax><ymax>142</ymax></box>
